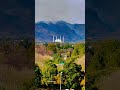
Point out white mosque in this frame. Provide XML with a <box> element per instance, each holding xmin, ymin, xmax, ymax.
<box><xmin>53</xmin><ymin>35</ymin><xmax>64</xmax><ymax>43</ymax></box>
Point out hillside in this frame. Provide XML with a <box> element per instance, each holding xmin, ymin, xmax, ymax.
<box><xmin>35</xmin><ymin>21</ymin><xmax>85</xmax><ymax>42</ymax></box>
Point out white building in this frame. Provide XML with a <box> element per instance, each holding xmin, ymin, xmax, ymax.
<box><xmin>53</xmin><ymin>35</ymin><xmax>64</xmax><ymax>43</ymax></box>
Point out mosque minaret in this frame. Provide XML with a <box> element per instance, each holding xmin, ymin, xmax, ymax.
<box><xmin>53</xmin><ymin>35</ymin><xmax>64</xmax><ymax>43</ymax></box>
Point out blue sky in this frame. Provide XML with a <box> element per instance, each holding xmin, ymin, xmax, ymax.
<box><xmin>35</xmin><ymin>0</ymin><xmax>85</xmax><ymax>24</ymax></box>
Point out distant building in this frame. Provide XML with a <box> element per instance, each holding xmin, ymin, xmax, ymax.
<box><xmin>53</xmin><ymin>35</ymin><xmax>64</xmax><ymax>43</ymax></box>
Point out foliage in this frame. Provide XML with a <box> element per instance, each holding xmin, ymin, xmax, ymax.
<box><xmin>22</xmin><ymin>79</ymin><xmax>34</xmax><ymax>90</ymax></box>
<box><xmin>63</xmin><ymin>60</ymin><xmax>85</xmax><ymax>89</ymax></box>
<box><xmin>47</xmin><ymin>43</ymin><xmax>57</xmax><ymax>53</ymax></box>
<box><xmin>43</xmin><ymin>42</ymin><xmax>48</xmax><ymax>47</ymax></box>
<box><xmin>86</xmin><ymin>40</ymin><xmax>120</xmax><ymax>90</ymax></box>
<box><xmin>42</xmin><ymin>60</ymin><xmax>58</xmax><ymax>85</ymax></box>
<box><xmin>35</xmin><ymin>42</ymin><xmax>85</xmax><ymax>89</ymax></box>
<box><xmin>35</xmin><ymin>64</ymin><xmax>42</xmax><ymax>88</ymax></box>
<box><xmin>53</xmin><ymin>53</ymin><xmax>63</xmax><ymax>64</ymax></box>
<box><xmin>63</xmin><ymin>43</ymin><xmax>73</xmax><ymax>49</ymax></box>
<box><xmin>19</xmin><ymin>39</ymin><xmax>32</xmax><ymax>50</ymax></box>
<box><xmin>72</xmin><ymin>43</ymin><xmax>85</xmax><ymax>57</ymax></box>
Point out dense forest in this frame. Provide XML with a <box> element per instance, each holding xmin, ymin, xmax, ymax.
<box><xmin>35</xmin><ymin>42</ymin><xmax>85</xmax><ymax>90</ymax></box>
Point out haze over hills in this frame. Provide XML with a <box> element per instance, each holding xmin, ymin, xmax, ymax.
<box><xmin>35</xmin><ymin>21</ymin><xmax>85</xmax><ymax>42</ymax></box>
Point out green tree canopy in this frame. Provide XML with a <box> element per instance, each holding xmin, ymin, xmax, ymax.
<box><xmin>35</xmin><ymin>64</ymin><xmax>42</xmax><ymax>88</ymax></box>
<box><xmin>42</xmin><ymin>60</ymin><xmax>58</xmax><ymax>85</ymax></box>
<box><xmin>47</xmin><ymin>43</ymin><xmax>57</xmax><ymax>53</ymax></box>
<box><xmin>63</xmin><ymin>61</ymin><xmax>85</xmax><ymax>89</ymax></box>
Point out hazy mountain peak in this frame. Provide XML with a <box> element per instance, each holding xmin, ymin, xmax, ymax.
<box><xmin>35</xmin><ymin>21</ymin><xmax>85</xmax><ymax>42</ymax></box>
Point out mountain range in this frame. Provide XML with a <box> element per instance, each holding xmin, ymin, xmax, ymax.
<box><xmin>35</xmin><ymin>21</ymin><xmax>85</xmax><ymax>42</ymax></box>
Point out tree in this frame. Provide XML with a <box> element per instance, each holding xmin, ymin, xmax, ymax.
<box><xmin>63</xmin><ymin>61</ymin><xmax>85</xmax><ymax>89</ymax></box>
<box><xmin>63</xmin><ymin>43</ymin><xmax>73</xmax><ymax>49</ymax></box>
<box><xmin>53</xmin><ymin>53</ymin><xmax>63</xmax><ymax>64</ymax></box>
<box><xmin>19</xmin><ymin>39</ymin><xmax>32</xmax><ymax>50</ymax></box>
<box><xmin>35</xmin><ymin>64</ymin><xmax>42</xmax><ymax>88</ymax></box>
<box><xmin>47</xmin><ymin>43</ymin><xmax>57</xmax><ymax>53</ymax></box>
<box><xmin>42</xmin><ymin>60</ymin><xmax>58</xmax><ymax>85</ymax></box>
<box><xmin>43</xmin><ymin>42</ymin><xmax>48</xmax><ymax>47</ymax></box>
<box><xmin>72</xmin><ymin>43</ymin><xmax>85</xmax><ymax>57</ymax></box>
